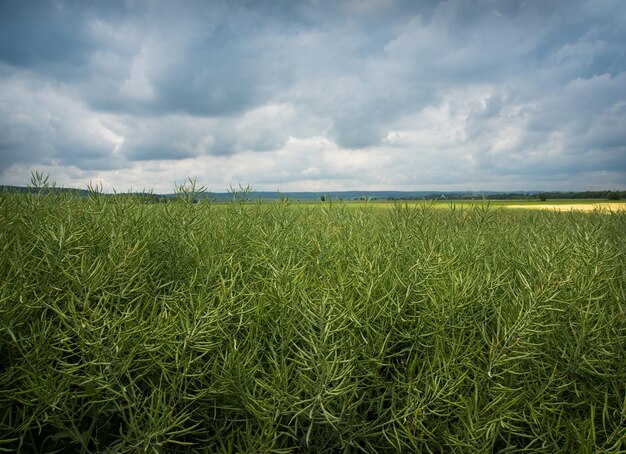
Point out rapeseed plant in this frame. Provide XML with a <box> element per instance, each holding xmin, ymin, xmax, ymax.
<box><xmin>0</xmin><ymin>183</ymin><xmax>624</xmax><ymax>452</ymax></box>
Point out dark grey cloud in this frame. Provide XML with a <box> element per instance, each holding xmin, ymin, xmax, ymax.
<box><xmin>0</xmin><ymin>1</ymin><xmax>131</xmax><ymax>79</ymax></box>
<box><xmin>0</xmin><ymin>0</ymin><xmax>625</xmax><ymax>190</ymax></box>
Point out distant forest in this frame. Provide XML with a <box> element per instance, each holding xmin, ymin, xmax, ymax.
<box><xmin>485</xmin><ymin>190</ymin><xmax>624</xmax><ymax>201</ymax></box>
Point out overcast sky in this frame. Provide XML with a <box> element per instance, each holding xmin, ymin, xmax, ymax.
<box><xmin>1</xmin><ymin>0</ymin><xmax>625</xmax><ymax>193</ymax></box>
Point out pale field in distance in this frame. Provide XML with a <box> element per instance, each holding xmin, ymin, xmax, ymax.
<box><xmin>504</xmin><ymin>202</ymin><xmax>626</xmax><ymax>212</ymax></box>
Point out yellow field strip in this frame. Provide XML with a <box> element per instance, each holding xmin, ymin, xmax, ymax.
<box><xmin>504</xmin><ymin>203</ymin><xmax>626</xmax><ymax>212</ymax></box>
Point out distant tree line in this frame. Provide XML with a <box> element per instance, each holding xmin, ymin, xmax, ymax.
<box><xmin>532</xmin><ymin>191</ymin><xmax>624</xmax><ymax>201</ymax></box>
<box><xmin>2</xmin><ymin>184</ymin><xmax>623</xmax><ymax>202</ymax></box>
<box><xmin>0</xmin><ymin>185</ymin><xmax>171</xmax><ymax>203</ymax></box>
<box><xmin>382</xmin><ymin>191</ymin><xmax>624</xmax><ymax>201</ymax></box>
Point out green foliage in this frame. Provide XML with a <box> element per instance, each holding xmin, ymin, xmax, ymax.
<box><xmin>28</xmin><ymin>170</ymin><xmax>53</xmax><ymax>190</ymax></box>
<box><xmin>607</xmin><ymin>191</ymin><xmax>620</xmax><ymax>201</ymax></box>
<box><xmin>175</xmin><ymin>178</ymin><xmax>207</xmax><ymax>204</ymax></box>
<box><xmin>527</xmin><ymin>190</ymin><xmax>626</xmax><ymax>201</ymax></box>
<box><xmin>0</xmin><ymin>187</ymin><xmax>625</xmax><ymax>452</ymax></box>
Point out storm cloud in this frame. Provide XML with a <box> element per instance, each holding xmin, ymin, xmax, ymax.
<box><xmin>1</xmin><ymin>0</ymin><xmax>624</xmax><ymax>192</ymax></box>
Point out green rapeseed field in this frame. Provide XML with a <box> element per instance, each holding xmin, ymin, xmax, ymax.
<box><xmin>1</xmin><ymin>186</ymin><xmax>625</xmax><ymax>452</ymax></box>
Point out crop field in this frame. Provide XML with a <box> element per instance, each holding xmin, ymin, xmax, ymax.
<box><xmin>502</xmin><ymin>202</ymin><xmax>626</xmax><ymax>212</ymax></box>
<box><xmin>1</xmin><ymin>189</ymin><xmax>625</xmax><ymax>452</ymax></box>
<box><xmin>297</xmin><ymin>199</ymin><xmax>626</xmax><ymax>212</ymax></box>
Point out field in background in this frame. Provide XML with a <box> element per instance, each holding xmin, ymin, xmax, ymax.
<box><xmin>296</xmin><ymin>199</ymin><xmax>626</xmax><ymax>212</ymax></box>
<box><xmin>1</xmin><ymin>190</ymin><xmax>625</xmax><ymax>452</ymax></box>
<box><xmin>504</xmin><ymin>202</ymin><xmax>626</xmax><ymax>212</ymax></box>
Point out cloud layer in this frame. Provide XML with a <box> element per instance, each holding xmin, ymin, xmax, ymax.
<box><xmin>1</xmin><ymin>0</ymin><xmax>625</xmax><ymax>192</ymax></box>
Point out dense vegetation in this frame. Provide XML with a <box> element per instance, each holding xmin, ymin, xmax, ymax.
<box><xmin>533</xmin><ymin>191</ymin><xmax>624</xmax><ymax>201</ymax></box>
<box><xmin>1</xmin><ymin>185</ymin><xmax>625</xmax><ymax>452</ymax></box>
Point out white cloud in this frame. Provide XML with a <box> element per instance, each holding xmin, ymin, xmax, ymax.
<box><xmin>0</xmin><ymin>71</ymin><xmax>125</xmax><ymax>171</ymax></box>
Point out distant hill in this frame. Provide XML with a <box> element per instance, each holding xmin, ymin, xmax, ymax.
<box><xmin>0</xmin><ymin>185</ymin><xmax>90</xmax><ymax>196</ymax></box>
<box><xmin>0</xmin><ymin>185</ymin><xmax>165</xmax><ymax>201</ymax></box>
<box><xmin>2</xmin><ymin>186</ymin><xmax>622</xmax><ymax>201</ymax></box>
<box><xmin>166</xmin><ymin>190</ymin><xmax>515</xmax><ymax>201</ymax></box>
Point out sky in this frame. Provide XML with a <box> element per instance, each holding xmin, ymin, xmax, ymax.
<box><xmin>1</xmin><ymin>0</ymin><xmax>625</xmax><ymax>193</ymax></box>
